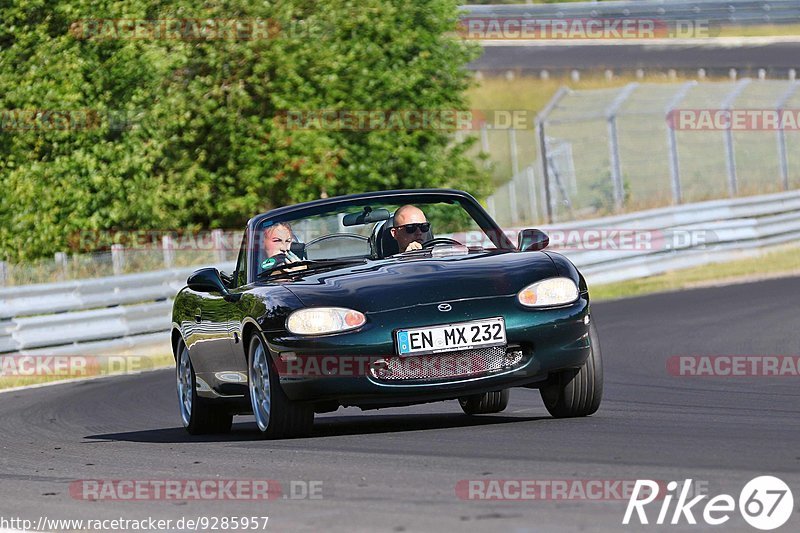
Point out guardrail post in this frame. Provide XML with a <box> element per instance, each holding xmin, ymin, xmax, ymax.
<box><xmin>776</xmin><ymin>81</ymin><xmax>799</xmax><ymax>191</ymax></box>
<box><xmin>111</xmin><ymin>244</ymin><xmax>125</xmax><ymax>275</ymax></box>
<box><xmin>212</xmin><ymin>229</ymin><xmax>225</xmax><ymax>263</ymax></box>
<box><xmin>664</xmin><ymin>81</ymin><xmax>697</xmax><ymax>205</ymax></box>
<box><xmin>605</xmin><ymin>83</ymin><xmax>639</xmax><ymax>212</ymax></box>
<box><xmin>721</xmin><ymin>79</ymin><xmax>752</xmax><ymax>197</ymax></box>
<box><xmin>0</xmin><ymin>261</ymin><xmax>7</xmax><ymax>287</ymax></box>
<box><xmin>162</xmin><ymin>234</ymin><xmax>175</xmax><ymax>268</ymax></box>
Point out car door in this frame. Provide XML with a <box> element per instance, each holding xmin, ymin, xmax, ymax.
<box><xmin>182</xmin><ymin>267</ymin><xmax>238</xmax><ymax>379</ymax></box>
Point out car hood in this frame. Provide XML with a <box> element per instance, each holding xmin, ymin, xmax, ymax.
<box><xmin>271</xmin><ymin>250</ymin><xmax>558</xmax><ymax>313</ymax></box>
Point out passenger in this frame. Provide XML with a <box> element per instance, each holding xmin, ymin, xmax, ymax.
<box><xmin>261</xmin><ymin>222</ymin><xmax>301</xmax><ymax>270</ymax></box>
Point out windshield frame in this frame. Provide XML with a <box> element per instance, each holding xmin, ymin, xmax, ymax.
<box><xmin>245</xmin><ymin>189</ymin><xmax>514</xmax><ymax>284</ymax></box>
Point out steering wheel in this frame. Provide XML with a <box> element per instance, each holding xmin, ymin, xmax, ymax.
<box><xmin>422</xmin><ymin>237</ymin><xmax>462</xmax><ymax>249</ymax></box>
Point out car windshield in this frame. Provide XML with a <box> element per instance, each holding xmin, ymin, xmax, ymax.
<box><xmin>254</xmin><ymin>198</ymin><xmax>509</xmax><ymax>275</ymax></box>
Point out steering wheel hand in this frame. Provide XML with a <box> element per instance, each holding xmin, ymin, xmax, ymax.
<box><xmin>421</xmin><ymin>237</ymin><xmax>462</xmax><ymax>249</ymax></box>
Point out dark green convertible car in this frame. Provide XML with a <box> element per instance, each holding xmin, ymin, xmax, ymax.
<box><xmin>171</xmin><ymin>189</ymin><xmax>602</xmax><ymax>438</ymax></box>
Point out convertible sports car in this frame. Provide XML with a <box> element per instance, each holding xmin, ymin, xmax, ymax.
<box><xmin>171</xmin><ymin>189</ymin><xmax>602</xmax><ymax>438</ymax></box>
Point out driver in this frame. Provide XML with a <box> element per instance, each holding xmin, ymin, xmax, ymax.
<box><xmin>390</xmin><ymin>205</ymin><xmax>430</xmax><ymax>253</ymax></box>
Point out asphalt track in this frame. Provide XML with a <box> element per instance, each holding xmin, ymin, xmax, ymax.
<box><xmin>1</xmin><ymin>277</ymin><xmax>799</xmax><ymax>532</ymax></box>
<box><xmin>470</xmin><ymin>42</ymin><xmax>800</xmax><ymax>73</ymax></box>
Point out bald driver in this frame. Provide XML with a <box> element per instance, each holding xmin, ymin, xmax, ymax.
<box><xmin>390</xmin><ymin>205</ymin><xmax>430</xmax><ymax>253</ymax></box>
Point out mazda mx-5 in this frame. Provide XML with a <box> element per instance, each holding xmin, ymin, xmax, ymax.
<box><xmin>171</xmin><ymin>189</ymin><xmax>602</xmax><ymax>438</ymax></box>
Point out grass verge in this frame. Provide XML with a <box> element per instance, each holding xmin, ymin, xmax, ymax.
<box><xmin>0</xmin><ymin>351</ymin><xmax>174</xmax><ymax>391</ymax></box>
<box><xmin>590</xmin><ymin>244</ymin><xmax>800</xmax><ymax>301</ymax></box>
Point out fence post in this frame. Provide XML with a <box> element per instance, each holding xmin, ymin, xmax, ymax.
<box><xmin>508</xmin><ymin>128</ymin><xmax>519</xmax><ymax>178</ymax></box>
<box><xmin>480</xmin><ymin>124</ymin><xmax>490</xmax><ymax>169</ymax></box>
<box><xmin>212</xmin><ymin>229</ymin><xmax>225</xmax><ymax>263</ymax></box>
<box><xmin>508</xmin><ymin>180</ymin><xmax>520</xmax><ymax>225</ymax></box>
<box><xmin>605</xmin><ymin>83</ymin><xmax>639</xmax><ymax>212</ymax></box>
<box><xmin>111</xmin><ymin>244</ymin><xmax>125</xmax><ymax>275</ymax></box>
<box><xmin>776</xmin><ymin>81</ymin><xmax>799</xmax><ymax>191</ymax></box>
<box><xmin>536</xmin><ymin>87</ymin><xmax>569</xmax><ymax>223</ymax></box>
<box><xmin>486</xmin><ymin>195</ymin><xmax>496</xmax><ymax>220</ymax></box>
<box><xmin>525</xmin><ymin>165</ymin><xmax>538</xmax><ymax>223</ymax></box>
<box><xmin>536</xmin><ymin>122</ymin><xmax>552</xmax><ymax>223</ymax></box>
<box><xmin>664</xmin><ymin>81</ymin><xmax>697</xmax><ymax>204</ymax></box>
<box><xmin>0</xmin><ymin>261</ymin><xmax>7</xmax><ymax>287</ymax></box>
<box><xmin>721</xmin><ymin>79</ymin><xmax>752</xmax><ymax>197</ymax></box>
<box><xmin>162</xmin><ymin>234</ymin><xmax>175</xmax><ymax>268</ymax></box>
<box><xmin>54</xmin><ymin>252</ymin><xmax>68</xmax><ymax>280</ymax></box>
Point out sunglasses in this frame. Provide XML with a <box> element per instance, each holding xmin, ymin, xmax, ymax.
<box><xmin>394</xmin><ymin>222</ymin><xmax>430</xmax><ymax>234</ymax></box>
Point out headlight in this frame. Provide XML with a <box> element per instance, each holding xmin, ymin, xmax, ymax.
<box><xmin>517</xmin><ymin>277</ymin><xmax>579</xmax><ymax>308</ymax></box>
<box><xmin>286</xmin><ymin>307</ymin><xmax>366</xmax><ymax>335</ymax></box>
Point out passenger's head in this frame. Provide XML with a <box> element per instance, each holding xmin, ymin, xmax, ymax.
<box><xmin>390</xmin><ymin>205</ymin><xmax>429</xmax><ymax>252</ymax></box>
<box><xmin>262</xmin><ymin>222</ymin><xmax>293</xmax><ymax>258</ymax></box>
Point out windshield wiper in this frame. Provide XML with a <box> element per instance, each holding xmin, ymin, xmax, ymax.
<box><xmin>256</xmin><ymin>258</ymin><xmax>367</xmax><ymax>280</ymax></box>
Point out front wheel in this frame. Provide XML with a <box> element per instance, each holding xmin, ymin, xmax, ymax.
<box><xmin>176</xmin><ymin>340</ymin><xmax>232</xmax><ymax>435</ymax></box>
<box><xmin>458</xmin><ymin>389</ymin><xmax>510</xmax><ymax>415</ymax></box>
<box><xmin>540</xmin><ymin>321</ymin><xmax>603</xmax><ymax>418</ymax></box>
<box><xmin>248</xmin><ymin>334</ymin><xmax>314</xmax><ymax>439</ymax></box>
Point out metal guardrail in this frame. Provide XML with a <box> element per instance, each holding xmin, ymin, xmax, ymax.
<box><xmin>2</xmin><ymin>191</ymin><xmax>800</xmax><ymax>355</ymax></box>
<box><xmin>0</xmin><ymin>263</ymin><xmax>234</xmax><ymax>355</ymax></box>
<box><xmin>570</xmin><ymin>192</ymin><xmax>800</xmax><ymax>284</ymax></box>
<box><xmin>461</xmin><ymin>1</ymin><xmax>800</xmax><ymax>26</ymax></box>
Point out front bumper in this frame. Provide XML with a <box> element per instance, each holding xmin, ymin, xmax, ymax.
<box><xmin>268</xmin><ymin>294</ymin><xmax>591</xmax><ymax>406</ymax></box>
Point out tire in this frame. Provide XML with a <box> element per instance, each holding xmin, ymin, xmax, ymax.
<box><xmin>176</xmin><ymin>340</ymin><xmax>233</xmax><ymax>435</ymax></box>
<box><xmin>540</xmin><ymin>321</ymin><xmax>603</xmax><ymax>418</ymax></box>
<box><xmin>458</xmin><ymin>389</ymin><xmax>510</xmax><ymax>415</ymax></box>
<box><xmin>248</xmin><ymin>334</ymin><xmax>314</xmax><ymax>439</ymax></box>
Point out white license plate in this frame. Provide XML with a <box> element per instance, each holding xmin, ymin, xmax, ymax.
<box><xmin>396</xmin><ymin>317</ymin><xmax>506</xmax><ymax>356</ymax></box>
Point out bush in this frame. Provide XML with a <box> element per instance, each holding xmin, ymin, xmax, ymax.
<box><xmin>0</xmin><ymin>0</ymin><xmax>488</xmax><ymax>262</ymax></box>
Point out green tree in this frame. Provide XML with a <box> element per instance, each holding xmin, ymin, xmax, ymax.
<box><xmin>0</xmin><ymin>0</ymin><xmax>488</xmax><ymax>262</ymax></box>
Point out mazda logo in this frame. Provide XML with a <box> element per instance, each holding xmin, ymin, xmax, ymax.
<box><xmin>437</xmin><ymin>303</ymin><xmax>452</xmax><ymax>312</ymax></box>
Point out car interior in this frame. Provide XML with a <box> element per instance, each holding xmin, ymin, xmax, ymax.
<box><xmin>264</xmin><ymin>207</ymin><xmax>442</xmax><ymax>266</ymax></box>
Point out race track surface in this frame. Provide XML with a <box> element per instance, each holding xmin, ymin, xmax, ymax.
<box><xmin>1</xmin><ymin>277</ymin><xmax>799</xmax><ymax>532</ymax></box>
<box><xmin>470</xmin><ymin>42</ymin><xmax>800</xmax><ymax>73</ymax></box>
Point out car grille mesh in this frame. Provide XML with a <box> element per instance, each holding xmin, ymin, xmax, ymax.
<box><xmin>371</xmin><ymin>346</ymin><xmax>523</xmax><ymax>381</ymax></box>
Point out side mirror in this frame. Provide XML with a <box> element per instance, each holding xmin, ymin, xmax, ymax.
<box><xmin>518</xmin><ymin>229</ymin><xmax>549</xmax><ymax>251</ymax></box>
<box><xmin>187</xmin><ymin>268</ymin><xmax>241</xmax><ymax>302</ymax></box>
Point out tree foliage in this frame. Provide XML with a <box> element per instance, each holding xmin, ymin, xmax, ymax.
<box><xmin>0</xmin><ymin>0</ymin><xmax>488</xmax><ymax>261</ymax></box>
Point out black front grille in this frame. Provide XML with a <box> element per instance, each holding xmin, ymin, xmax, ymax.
<box><xmin>370</xmin><ymin>345</ymin><xmax>523</xmax><ymax>381</ymax></box>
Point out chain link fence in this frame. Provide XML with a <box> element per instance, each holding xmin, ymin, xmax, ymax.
<box><xmin>0</xmin><ymin>231</ymin><xmax>242</xmax><ymax>286</ymax></box>
<box><xmin>486</xmin><ymin>79</ymin><xmax>800</xmax><ymax>226</ymax></box>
